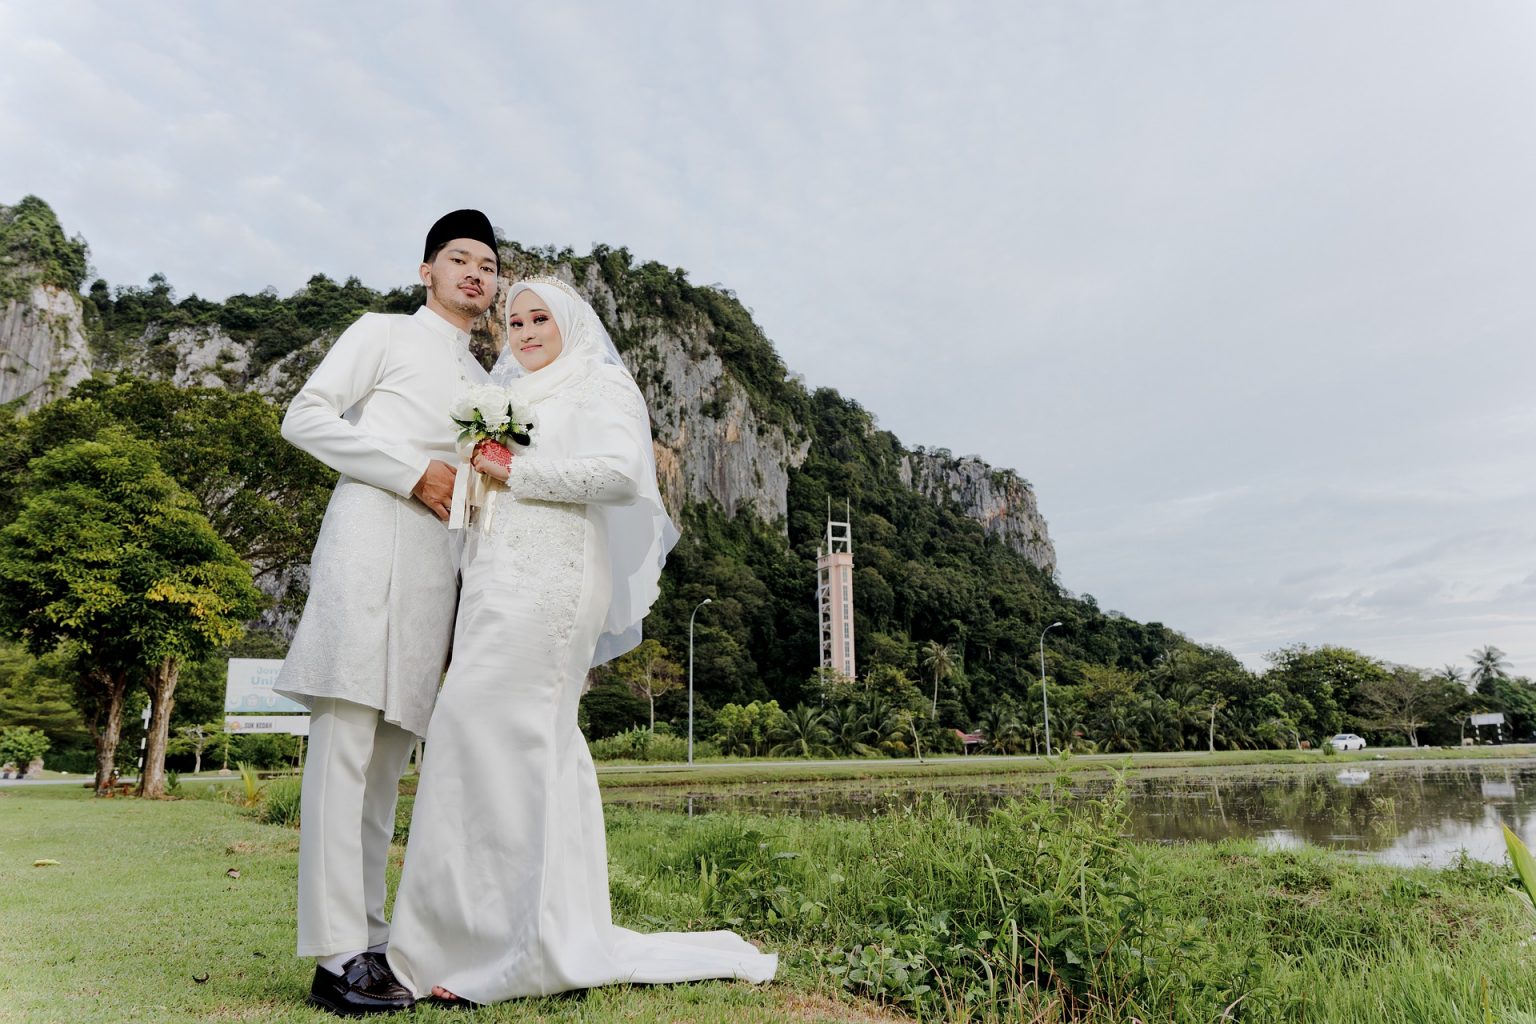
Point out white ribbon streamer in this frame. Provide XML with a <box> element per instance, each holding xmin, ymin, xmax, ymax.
<box><xmin>447</xmin><ymin>458</ymin><xmax>472</xmax><ymax>530</ymax></box>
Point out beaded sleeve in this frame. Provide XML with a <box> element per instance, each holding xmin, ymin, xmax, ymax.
<box><xmin>504</xmin><ymin>455</ymin><xmax>637</xmax><ymax>505</ymax></box>
<box><xmin>501</xmin><ymin>371</ymin><xmax>648</xmax><ymax>506</ymax></box>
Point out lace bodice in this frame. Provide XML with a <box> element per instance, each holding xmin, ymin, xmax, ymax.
<box><xmin>472</xmin><ymin>369</ymin><xmax>645</xmax><ymax>655</ymax></box>
<box><xmin>478</xmin><ymin>498</ymin><xmax>586</xmax><ymax>654</ymax></box>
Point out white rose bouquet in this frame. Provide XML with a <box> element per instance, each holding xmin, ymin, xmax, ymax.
<box><xmin>447</xmin><ymin>385</ymin><xmax>533</xmax><ymax>528</ymax></box>
<box><xmin>451</xmin><ymin>384</ymin><xmax>533</xmax><ymax>446</ymax></box>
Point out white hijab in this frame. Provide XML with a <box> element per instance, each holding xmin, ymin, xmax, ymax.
<box><xmin>492</xmin><ymin>277</ymin><xmax>679</xmax><ymax>666</ymax></box>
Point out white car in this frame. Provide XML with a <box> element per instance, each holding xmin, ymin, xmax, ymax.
<box><xmin>1329</xmin><ymin>733</ymin><xmax>1367</xmax><ymax>752</ymax></box>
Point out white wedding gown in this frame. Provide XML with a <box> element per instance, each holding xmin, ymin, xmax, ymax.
<box><xmin>387</xmin><ymin>367</ymin><xmax>776</xmax><ymax>1003</ymax></box>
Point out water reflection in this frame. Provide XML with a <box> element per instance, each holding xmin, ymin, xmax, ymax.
<box><xmin>606</xmin><ymin>760</ymin><xmax>1536</xmax><ymax>867</ymax></box>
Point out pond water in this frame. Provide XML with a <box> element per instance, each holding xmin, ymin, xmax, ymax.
<box><xmin>605</xmin><ymin>759</ymin><xmax>1536</xmax><ymax>868</ymax></box>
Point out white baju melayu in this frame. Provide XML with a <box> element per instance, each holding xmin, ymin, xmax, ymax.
<box><xmin>276</xmin><ymin>305</ymin><xmax>488</xmax><ymax>957</ymax></box>
<box><xmin>387</xmin><ymin>280</ymin><xmax>776</xmax><ymax>1004</ymax></box>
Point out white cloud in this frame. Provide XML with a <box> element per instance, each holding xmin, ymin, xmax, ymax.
<box><xmin>2</xmin><ymin>0</ymin><xmax>1532</xmax><ymax>677</ymax></box>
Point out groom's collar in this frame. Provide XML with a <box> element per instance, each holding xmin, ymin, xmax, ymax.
<box><xmin>413</xmin><ymin>305</ymin><xmax>472</xmax><ymax>344</ymax></box>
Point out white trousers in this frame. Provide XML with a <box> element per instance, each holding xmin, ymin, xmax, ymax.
<box><xmin>296</xmin><ymin>698</ymin><xmax>417</xmax><ymax>957</ymax></box>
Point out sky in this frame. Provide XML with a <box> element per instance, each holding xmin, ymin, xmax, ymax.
<box><xmin>3</xmin><ymin>1</ymin><xmax>1533</xmax><ymax>679</ymax></box>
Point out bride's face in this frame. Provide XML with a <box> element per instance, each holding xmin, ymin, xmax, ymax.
<box><xmin>507</xmin><ymin>289</ymin><xmax>564</xmax><ymax>373</ymax></box>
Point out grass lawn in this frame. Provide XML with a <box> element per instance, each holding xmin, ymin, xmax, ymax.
<box><xmin>7</xmin><ymin>770</ymin><xmax>1536</xmax><ymax>1023</ymax></box>
<box><xmin>0</xmin><ymin>786</ymin><xmax>883</xmax><ymax>1024</ymax></box>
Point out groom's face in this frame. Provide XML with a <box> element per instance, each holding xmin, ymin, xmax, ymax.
<box><xmin>420</xmin><ymin>239</ymin><xmax>498</xmax><ymax>320</ymax></box>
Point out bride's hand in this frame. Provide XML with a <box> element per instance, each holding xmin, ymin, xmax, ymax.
<box><xmin>472</xmin><ymin>439</ymin><xmax>514</xmax><ymax>481</ymax></box>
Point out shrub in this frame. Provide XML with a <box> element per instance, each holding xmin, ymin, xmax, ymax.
<box><xmin>259</xmin><ymin>776</ymin><xmax>303</xmax><ymax>826</ymax></box>
<box><xmin>588</xmin><ymin>726</ymin><xmax>713</xmax><ymax>762</ymax></box>
<box><xmin>0</xmin><ymin>726</ymin><xmax>50</xmax><ymax>770</ymax></box>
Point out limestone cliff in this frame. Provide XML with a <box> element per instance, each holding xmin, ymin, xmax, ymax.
<box><xmin>0</xmin><ymin>284</ymin><xmax>92</xmax><ymax>411</ymax></box>
<box><xmin>900</xmin><ymin>449</ymin><xmax>1056</xmax><ymax>576</ymax></box>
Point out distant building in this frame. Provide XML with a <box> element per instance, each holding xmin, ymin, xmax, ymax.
<box><xmin>817</xmin><ymin>502</ymin><xmax>855</xmax><ymax>680</ymax></box>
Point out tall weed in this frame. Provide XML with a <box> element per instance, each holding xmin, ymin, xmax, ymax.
<box><xmin>646</xmin><ymin>782</ymin><xmax>1253</xmax><ymax>1021</ymax></box>
<box><xmin>233</xmin><ymin>761</ymin><xmax>263</xmax><ymax>807</ymax></box>
<box><xmin>259</xmin><ymin>776</ymin><xmax>302</xmax><ymax>826</ymax></box>
<box><xmin>821</xmin><ymin>787</ymin><xmax>1250</xmax><ymax>1021</ymax></box>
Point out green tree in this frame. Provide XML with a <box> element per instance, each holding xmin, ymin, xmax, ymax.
<box><xmin>1471</xmin><ymin>646</ymin><xmax>1512</xmax><ymax>692</ymax></box>
<box><xmin>167</xmin><ymin>721</ymin><xmax>222</xmax><ymax>774</ymax></box>
<box><xmin>0</xmin><ymin>377</ymin><xmax>336</xmax><ymax>599</ymax></box>
<box><xmin>919</xmin><ymin>640</ymin><xmax>957</xmax><ymax>718</ymax></box>
<box><xmin>0</xmin><ymin>431</ymin><xmax>264</xmax><ymax>795</ymax></box>
<box><xmin>1355</xmin><ymin>667</ymin><xmax>1465</xmax><ymax>747</ymax></box>
<box><xmin>860</xmin><ymin>631</ymin><xmax>917</xmax><ymax>676</ymax></box>
<box><xmin>822</xmin><ymin>702</ymin><xmax>876</xmax><ymax>757</ymax></box>
<box><xmin>0</xmin><ymin>639</ymin><xmax>90</xmax><ymax>758</ymax></box>
<box><xmin>809</xmin><ymin>666</ymin><xmax>855</xmax><ymax>706</ymax></box>
<box><xmin>580</xmin><ymin>675</ymin><xmax>649</xmax><ymax>739</ymax></box>
<box><xmin>854</xmin><ymin>694</ymin><xmax>912</xmax><ymax>757</ymax></box>
<box><xmin>1079</xmin><ymin>664</ymin><xmax>1143</xmax><ymax>751</ymax></box>
<box><xmin>862</xmin><ymin>664</ymin><xmax>926</xmax><ymax>715</ymax></box>
<box><xmin>608</xmin><ymin>638</ymin><xmax>683</xmax><ymax>733</ymax></box>
<box><xmin>712</xmin><ymin>700</ymin><xmax>787</xmax><ymax>757</ymax></box>
<box><xmin>0</xmin><ymin>725</ymin><xmax>50</xmax><ymax>773</ymax></box>
<box><xmin>1438</xmin><ymin>664</ymin><xmax>1467</xmax><ymax>691</ymax></box>
<box><xmin>168</xmin><ymin>652</ymin><xmax>233</xmax><ymax>732</ymax></box>
<box><xmin>1264</xmin><ymin>645</ymin><xmax>1388</xmax><ymax>745</ymax></box>
<box><xmin>769</xmin><ymin>703</ymin><xmax>834</xmax><ymax>758</ymax></box>
<box><xmin>976</xmin><ymin>703</ymin><xmax>1027</xmax><ymax>754</ymax></box>
<box><xmin>1476</xmin><ymin>676</ymin><xmax>1536</xmax><ymax>741</ymax></box>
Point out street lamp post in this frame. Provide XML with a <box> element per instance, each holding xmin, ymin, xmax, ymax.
<box><xmin>1040</xmin><ymin>621</ymin><xmax>1062</xmax><ymax>757</ymax></box>
<box><xmin>688</xmin><ymin>598</ymin><xmax>712</xmax><ymax>766</ymax></box>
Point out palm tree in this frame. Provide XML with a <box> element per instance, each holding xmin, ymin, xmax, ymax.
<box><xmin>1053</xmin><ymin>710</ymin><xmax>1093</xmax><ymax>753</ymax></box>
<box><xmin>1097</xmin><ymin>709</ymin><xmax>1140</xmax><ymax>753</ymax></box>
<box><xmin>1133</xmin><ymin>697</ymin><xmax>1180</xmax><ymax>752</ymax></box>
<box><xmin>1258</xmin><ymin>717</ymin><xmax>1300</xmax><ymax>750</ymax></box>
<box><xmin>977</xmin><ymin>705</ymin><xmax>1026</xmax><ymax>754</ymax></box>
<box><xmin>822</xmin><ymin>703</ymin><xmax>872</xmax><ymax>757</ymax></box>
<box><xmin>1439</xmin><ymin>664</ymin><xmax>1467</xmax><ymax>690</ymax></box>
<box><xmin>1162</xmin><ymin>682</ymin><xmax>1207</xmax><ymax>751</ymax></box>
<box><xmin>856</xmin><ymin>694</ymin><xmax>910</xmax><ymax>756</ymax></box>
<box><xmin>1211</xmin><ymin>702</ymin><xmax>1254</xmax><ymax>750</ymax></box>
<box><xmin>1470</xmin><ymin>646</ymin><xmax>1511</xmax><ymax>690</ymax></box>
<box><xmin>770</xmin><ymin>704</ymin><xmax>835</xmax><ymax>758</ymax></box>
<box><xmin>919</xmin><ymin>640</ymin><xmax>957</xmax><ymax>717</ymax></box>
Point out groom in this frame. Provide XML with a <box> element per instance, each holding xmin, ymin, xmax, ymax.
<box><xmin>274</xmin><ymin>210</ymin><xmax>498</xmax><ymax>1015</ymax></box>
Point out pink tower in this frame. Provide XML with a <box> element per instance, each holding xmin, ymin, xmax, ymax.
<box><xmin>817</xmin><ymin>500</ymin><xmax>855</xmax><ymax>680</ymax></box>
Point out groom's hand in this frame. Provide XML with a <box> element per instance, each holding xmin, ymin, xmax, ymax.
<box><xmin>413</xmin><ymin>459</ymin><xmax>457</xmax><ymax>521</ymax></box>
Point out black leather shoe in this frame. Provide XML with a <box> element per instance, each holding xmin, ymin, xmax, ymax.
<box><xmin>306</xmin><ymin>952</ymin><xmax>414</xmax><ymax>1017</ymax></box>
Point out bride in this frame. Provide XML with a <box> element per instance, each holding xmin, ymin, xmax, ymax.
<box><xmin>386</xmin><ymin>276</ymin><xmax>777</xmax><ymax>1005</ymax></box>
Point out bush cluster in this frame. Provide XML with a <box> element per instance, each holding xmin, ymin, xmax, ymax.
<box><xmin>587</xmin><ymin>726</ymin><xmax>716</xmax><ymax>763</ymax></box>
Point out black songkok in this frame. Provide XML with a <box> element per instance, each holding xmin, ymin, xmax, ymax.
<box><xmin>423</xmin><ymin>209</ymin><xmax>498</xmax><ymax>267</ymax></box>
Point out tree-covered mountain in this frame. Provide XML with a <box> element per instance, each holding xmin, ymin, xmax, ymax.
<box><xmin>2</xmin><ymin>195</ymin><xmax>1529</xmax><ymax>771</ymax></box>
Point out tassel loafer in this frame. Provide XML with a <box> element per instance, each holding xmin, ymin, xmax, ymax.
<box><xmin>306</xmin><ymin>952</ymin><xmax>414</xmax><ymax>1017</ymax></box>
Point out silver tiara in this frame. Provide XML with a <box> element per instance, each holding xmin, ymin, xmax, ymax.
<box><xmin>515</xmin><ymin>275</ymin><xmax>585</xmax><ymax>302</ymax></box>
